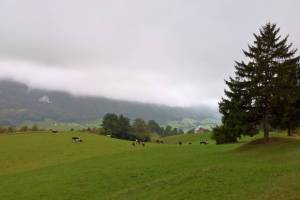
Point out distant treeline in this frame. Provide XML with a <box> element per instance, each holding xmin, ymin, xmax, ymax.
<box><xmin>100</xmin><ymin>113</ymin><xmax>184</xmax><ymax>141</ymax></box>
<box><xmin>0</xmin><ymin>124</ymin><xmax>42</xmax><ymax>134</ymax></box>
<box><xmin>0</xmin><ymin>114</ymin><xmax>186</xmax><ymax>142</ymax></box>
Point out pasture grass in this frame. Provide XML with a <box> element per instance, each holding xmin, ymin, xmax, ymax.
<box><xmin>1</xmin><ymin>131</ymin><xmax>300</xmax><ymax>199</ymax></box>
<box><xmin>162</xmin><ymin>132</ymin><xmax>212</xmax><ymax>144</ymax></box>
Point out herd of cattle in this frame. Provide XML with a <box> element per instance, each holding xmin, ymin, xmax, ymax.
<box><xmin>132</xmin><ymin>139</ymin><xmax>146</xmax><ymax>147</ymax></box>
<box><xmin>70</xmin><ymin>136</ymin><xmax>209</xmax><ymax>146</ymax></box>
<box><xmin>70</xmin><ymin>136</ymin><xmax>209</xmax><ymax>145</ymax></box>
<box><xmin>130</xmin><ymin>139</ymin><xmax>209</xmax><ymax>146</ymax></box>
<box><xmin>50</xmin><ymin>129</ymin><xmax>209</xmax><ymax>145</ymax></box>
<box><xmin>178</xmin><ymin>140</ymin><xmax>209</xmax><ymax>145</ymax></box>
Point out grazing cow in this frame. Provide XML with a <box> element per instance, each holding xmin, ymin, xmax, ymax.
<box><xmin>72</xmin><ymin>137</ymin><xmax>83</xmax><ymax>143</ymax></box>
<box><xmin>155</xmin><ymin>140</ymin><xmax>164</xmax><ymax>144</ymax></box>
<box><xmin>72</xmin><ymin>136</ymin><xmax>79</xmax><ymax>140</ymax></box>
<box><xmin>142</xmin><ymin>142</ymin><xmax>145</xmax><ymax>147</ymax></box>
<box><xmin>132</xmin><ymin>142</ymin><xmax>136</xmax><ymax>147</ymax></box>
<box><xmin>178</xmin><ymin>141</ymin><xmax>182</xmax><ymax>145</ymax></box>
<box><xmin>50</xmin><ymin>129</ymin><xmax>58</xmax><ymax>133</ymax></box>
<box><xmin>200</xmin><ymin>140</ymin><xmax>209</xmax><ymax>144</ymax></box>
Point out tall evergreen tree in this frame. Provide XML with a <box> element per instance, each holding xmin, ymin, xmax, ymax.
<box><xmin>213</xmin><ymin>77</ymin><xmax>258</xmax><ymax>144</ymax></box>
<box><xmin>214</xmin><ymin>23</ymin><xmax>300</xmax><ymax>143</ymax></box>
<box><xmin>118</xmin><ymin>115</ymin><xmax>131</xmax><ymax>136</ymax></box>
<box><xmin>102</xmin><ymin>113</ymin><xmax>119</xmax><ymax>136</ymax></box>
<box><xmin>271</xmin><ymin>53</ymin><xmax>300</xmax><ymax>136</ymax></box>
<box><xmin>132</xmin><ymin>118</ymin><xmax>148</xmax><ymax>133</ymax></box>
<box><xmin>164</xmin><ymin>125</ymin><xmax>172</xmax><ymax>136</ymax></box>
<box><xmin>147</xmin><ymin>120</ymin><xmax>163</xmax><ymax>135</ymax></box>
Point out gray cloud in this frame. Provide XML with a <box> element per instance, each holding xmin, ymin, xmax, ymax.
<box><xmin>1</xmin><ymin>0</ymin><xmax>300</xmax><ymax>107</ymax></box>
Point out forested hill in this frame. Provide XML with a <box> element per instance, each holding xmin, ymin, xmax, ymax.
<box><xmin>0</xmin><ymin>80</ymin><xmax>219</xmax><ymax>125</ymax></box>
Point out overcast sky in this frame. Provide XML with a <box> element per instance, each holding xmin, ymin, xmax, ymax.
<box><xmin>0</xmin><ymin>0</ymin><xmax>299</xmax><ymax>107</ymax></box>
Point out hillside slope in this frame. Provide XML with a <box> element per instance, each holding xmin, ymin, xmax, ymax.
<box><xmin>1</xmin><ymin>132</ymin><xmax>300</xmax><ymax>200</ymax></box>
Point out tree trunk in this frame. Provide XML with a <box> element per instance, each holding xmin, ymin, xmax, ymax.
<box><xmin>287</xmin><ymin>124</ymin><xmax>292</xmax><ymax>137</ymax></box>
<box><xmin>263</xmin><ymin>116</ymin><xmax>269</xmax><ymax>143</ymax></box>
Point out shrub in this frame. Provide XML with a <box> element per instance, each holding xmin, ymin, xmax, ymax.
<box><xmin>19</xmin><ymin>126</ymin><xmax>29</xmax><ymax>132</ymax></box>
<box><xmin>212</xmin><ymin>125</ymin><xmax>238</xmax><ymax>145</ymax></box>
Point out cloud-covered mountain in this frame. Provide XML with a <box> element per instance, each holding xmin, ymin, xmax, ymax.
<box><xmin>0</xmin><ymin>80</ymin><xmax>219</xmax><ymax>126</ymax></box>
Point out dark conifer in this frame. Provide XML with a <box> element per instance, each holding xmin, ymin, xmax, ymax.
<box><xmin>213</xmin><ymin>23</ymin><xmax>300</xmax><ymax>143</ymax></box>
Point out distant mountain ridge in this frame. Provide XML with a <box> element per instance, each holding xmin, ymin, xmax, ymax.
<box><xmin>0</xmin><ymin>80</ymin><xmax>220</xmax><ymax>126</ymax></box>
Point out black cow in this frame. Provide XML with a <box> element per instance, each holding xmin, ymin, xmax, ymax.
<box><xmin>200</xmin><ymin>140</ymin><xmax>209</xmax><ymax>144</ymax></box>
<box><xmin>72</xmin><ymin>137</ymin><xmax>83</xmax><ymax>143</ymax></box>
<box><xmin>50</xmin><ymin>129</ymin><xmax>58</xmax><ymax>133</ymax></box>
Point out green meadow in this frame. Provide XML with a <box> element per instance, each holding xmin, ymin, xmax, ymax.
<box><xmin>1</xmin><ymin>132</ymin><xmax>300</xmax><ymax>200</ymax></box>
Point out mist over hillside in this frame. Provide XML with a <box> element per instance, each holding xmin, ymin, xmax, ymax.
<box><xmin>0</xmin><ymin>80</ymin><xmax>220</xmax><ymax>126</ymax></box>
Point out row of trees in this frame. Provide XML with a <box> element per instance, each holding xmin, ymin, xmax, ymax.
<box><xmin>101</xmin><ymin>113</ymin><xmax>183</xmax><ymax>141</ymax></box>
<box><xmin>0</xmin><ymin>124</ymin><xmax>40</xmax><ymax>134</ymax></box>
<box><xmin>213</xmin><ymin>23</ymin><xmax>300</xmax><ymax>144</ymax></box>
<box><xmin>0</xmin><ymin>126</ymin><xmax>16</xmax><ymax>134</ymax></box>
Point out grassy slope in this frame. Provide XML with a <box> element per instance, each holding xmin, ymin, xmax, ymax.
<box><xmin>162</xmin><ymin>132</ymin><xmax>212</xmax><ymax>144</ymax></box>
<box><xmin>0</xmin><ymin>132</ymin><xmax>134</xmax><ymax>175</ymax></box>
<box><xmin>0</xmin><ymin>132</ymin><xmax>300</xmax><ymax>200</ymax></box>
